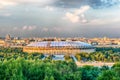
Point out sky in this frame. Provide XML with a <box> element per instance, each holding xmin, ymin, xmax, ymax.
<box><xmin>0</xmin><ymin>0</ymin><xmax>120</xmax><ymax>38</ymax></box>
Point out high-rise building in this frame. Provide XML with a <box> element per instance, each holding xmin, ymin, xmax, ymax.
<box><xmin>5</xmin><ymin>34</ymin><xmax>11</xmax><ymax>41</ymax></box>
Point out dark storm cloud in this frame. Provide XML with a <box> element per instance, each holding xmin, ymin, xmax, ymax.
<box><xmin>53</xmin><ymin>0</ymin><xmax>120</xmax><ymax>8</ymax></box>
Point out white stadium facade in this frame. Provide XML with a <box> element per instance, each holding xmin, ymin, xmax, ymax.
<box><xmin>23</xmin><ymin>41</ymin><xmax>95</xmax><ymax>54</ymax></box>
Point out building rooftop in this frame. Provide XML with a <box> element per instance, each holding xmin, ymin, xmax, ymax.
<box><xmin>27</xmin><ymin>41</ymin><xmax>93</xmax><ymax>48</ymax></box>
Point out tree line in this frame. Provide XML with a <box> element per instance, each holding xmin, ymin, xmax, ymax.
<box><xmin>0</xmin><ymin>57</ymin><xmax>120</xmax><ymax>80</ymax></box>
<box><xmin>0</xmin><ymin>47</ymin><xmax>120</xmax><ymax>80</ymax></box>
<box><xmin>75</xmin><ymin>51</ymin><xmax>120</xmax><ymax>62</ymax></box>
<box><xmin>75</xmin><ymin>47</ymin><xmax>120</xmax><ymax>62</ymax></box>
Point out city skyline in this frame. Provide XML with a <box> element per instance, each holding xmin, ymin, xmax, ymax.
<box><xmin>0</xmin><ymin>0</ymin><xmax>120</xmax><ymax>38</ymax></box>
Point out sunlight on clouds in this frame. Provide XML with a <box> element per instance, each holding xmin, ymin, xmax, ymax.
<box><xmin>74</xmin><ymin>6</ymin><xmax>90</xmax><ymax>15</ymax></box>
<box><xmin>63</xmin><ymin>5</ymin><xmax>90</xmax><ymax>23</ymax></box>
<box><xmin>0</xmin><ymin>1</ymin><xmax>16</xmax><ymax>9</ymax></box>
<box><xmin>65</xmin><ymin>12</ymin><xmax>80</xmax><ymax>23</ymax></box>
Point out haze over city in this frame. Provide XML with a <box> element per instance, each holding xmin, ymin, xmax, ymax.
<box><xmin>0</xmin><ymin>0</ymin><xmax>120</xmax><ymax>38</ymax></box>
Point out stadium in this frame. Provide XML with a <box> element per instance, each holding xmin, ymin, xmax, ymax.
<box><xmin>23</xmin><ymin>41</ymin><xmax>95</xmax><ymax>54</ymax></box>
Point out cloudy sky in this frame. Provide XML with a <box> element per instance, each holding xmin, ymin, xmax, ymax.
<box><xmin>0</xmin><ymin>0</ymin><xmax>120</xmax><ymax>38</ymax></box>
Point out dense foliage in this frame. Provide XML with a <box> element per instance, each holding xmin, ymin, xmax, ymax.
<box><xmin>75</xmin><ymin>51</ymin><xmax>120</xmax><ymax>62</ymax></box>
<box><xmin>0</xmin><ymin>57</ymin><xmax>120</xmax><ymax>80</ymax></box>
<box><xmin>96</xmin><ymin>47</ymin><xmax>120</xmax><ymax>53</ymax></box>
<box><xmin>0</xmin><ymin>47</ymin><xmax>23</xmax><ymax>53</ymax></box>
<box><xmin>0</xmin><ymin>47</ymin><xmax>120</xmax><ymax>80</ymax></box>
<box><xmin>0</xmin><ymin>58</ymin><xmax>79</xmax><ymax>80</ymax></box>
<box><xmin>76</xmin><ymin>47</ymin><xmax>120</xmax><ymax>62</ymax></box>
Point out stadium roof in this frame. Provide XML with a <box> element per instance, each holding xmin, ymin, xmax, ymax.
<box><xmin>27</xmin><ymin>41</ymin><xmax>93</xmax><ymax>48</ymax></box>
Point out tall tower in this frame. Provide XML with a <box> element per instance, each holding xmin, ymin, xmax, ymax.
<box><xmin>5</xmin><ymin>34</ymin><xmax>11</xmax><ymax>41</ymax></box>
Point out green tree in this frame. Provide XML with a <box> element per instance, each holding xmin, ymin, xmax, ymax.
<box><xmin>79</xmin><ymin>66</ymin><xmax>100</xmax><ymax>80</ymax></box>
<box><xmin>97</xmin><ymin>70</ymin><xmax>120</xmax><ymax>80</ymax></box>
<box><xmin>49</xmin><ymin>76</ymin><xmax>55</xmax><ymax>80</ymax></box>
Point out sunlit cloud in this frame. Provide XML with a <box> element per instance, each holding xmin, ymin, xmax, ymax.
<box><xmin>63</xmin><ymin>5</ymin><xmax>90</xmax><ymax>23</ymax></box>
<box><xmin>0</xmin><ymin>1</ymin><xmax>16</xmax><ymax>9</ymax></box>
<box><xmin>64</xmin><ymin>12</ymin><xmax>80</xmax><ymax>23</ymax></box>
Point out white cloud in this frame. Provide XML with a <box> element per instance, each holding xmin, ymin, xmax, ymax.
<box><xmin>0</xmin><ymin>1</ymin><xmax>16</xmax><ymax>9</ymax></box>
<box><xmin>74</xmin><ymin>6</ymin><xmax>90</xmax><ymax>15</ymax></box>
<box><xmin>65</xmin><ymin>12</ymin><xmax>80</xmax><ymax>23</ymax></box>
<box><xmin>45</xmin><ymin>6</ymin><xmax>54</xmax><ymax>11</ymax></box>
<box><xmin>22</xmin><ymin>26</ymin><xmax>37</xmax><ymax>31</ymax></box>
<box><xmin>0</xmin><ymin>0</ymin><xmax>54</xmax><ymax>9</ymax></box>
<box><xmin>63</xmin><ymin>5</ymin><xmax>90</xmax><ymax>23</ymax></box>
<box><xmin>13</xmin><ymin>26</ymin><xmax>37</xmax><ymax>31</ymax></box>
<box><xmin>42</xmin><ymin>27</ymin><xmax>63</xmax><ymax>32</ymax></box>
<box><xmin>81</xmin><ymin>19</ymin><xmax>88</xmax><ymax>23</ymax></box>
